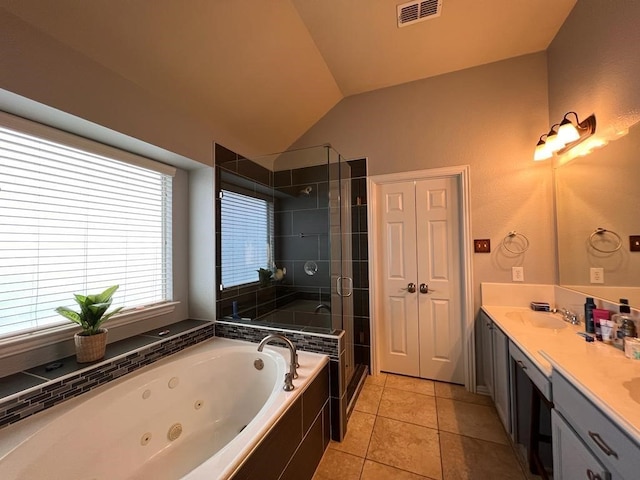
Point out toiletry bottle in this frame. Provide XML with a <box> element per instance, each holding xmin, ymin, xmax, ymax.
<box><xmin>584</xmin><ymin>297</ymin><xmax>596</xmax><ymax>333</ymax></box>
<box><xmin>612</xmin><ymin>299</ymin><xmax>636</xmax><ymax>350</ymax></box>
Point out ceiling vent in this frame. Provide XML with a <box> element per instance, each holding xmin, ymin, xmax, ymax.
<box><xmin>397</xmin><ymin>0</ymin><xmax>442</xmax><ymax>28</ymax></box>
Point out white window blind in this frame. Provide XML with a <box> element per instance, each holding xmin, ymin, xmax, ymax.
<box><xmin>0</xmin><ymin>121</ymin><xmax>173</xmax><ymax>338</ymax></box>
<box><xmin>220</xmin><ymin>189</ymin><xmax>273</xmax><ymax>288</ymax></box>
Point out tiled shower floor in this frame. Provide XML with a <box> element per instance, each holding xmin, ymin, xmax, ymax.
<box><xmin>313</xmin><ymin>373</ymin><xmax>538</xmax><ymax>480</ymax></box>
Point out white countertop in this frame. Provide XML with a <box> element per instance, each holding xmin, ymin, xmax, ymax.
<box><xmin>482</xmin><ymin>305</ymin><xmax>640</xmax><ymax>444</ymax></box>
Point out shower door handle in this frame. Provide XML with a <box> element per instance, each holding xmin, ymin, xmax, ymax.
<box><xmin>336</xmin><ymin>276</ymin><xmax>353</xmax><ymax>297</ymax></box>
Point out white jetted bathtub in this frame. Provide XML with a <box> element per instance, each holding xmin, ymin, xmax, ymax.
<box><xmin>0</xmin><ymin>336</ymin><xmax>328</xmax><ymax>479</ymax></box>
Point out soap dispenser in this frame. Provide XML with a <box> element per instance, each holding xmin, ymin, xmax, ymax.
<box><xmin>584</xmin><ymin>297</ymin><xmax>596</xmax><ymax>334</ymax></box>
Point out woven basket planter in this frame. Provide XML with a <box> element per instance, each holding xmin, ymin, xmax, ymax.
<box><xmin>74</xmin><ymin>329</ymin><xmax>108</xmax><ymax>363</ymax></box>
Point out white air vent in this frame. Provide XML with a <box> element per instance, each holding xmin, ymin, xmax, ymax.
<box><xmin>397</xmin><ymin>0</ymin><xmax>442</xmax><ymax>27</ymax></box>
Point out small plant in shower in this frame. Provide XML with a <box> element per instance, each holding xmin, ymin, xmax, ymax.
<box><xmin>55</xmin><ymin>285</ymin><xmax>123</xmax><ymax>363</ymax></box>
<box><xmin>257</xmin><ymin>268</ymin><xmax>273</xmax><ymax>287</ymax></box>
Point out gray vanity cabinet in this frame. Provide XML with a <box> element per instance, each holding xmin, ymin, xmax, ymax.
<box><xmin>552</xmin><ymin>410</ymin><xmax>609</xmax><ymax>480</ymax></box>
<box><xmin>480</xmin><ymin>311</ymin><xmax>511</xmax><ymax>435</ymax></box>
<box><xmin>553</xmin><ymin>371</ymin><xmax>640</xmax><ymax>480</ymax></box>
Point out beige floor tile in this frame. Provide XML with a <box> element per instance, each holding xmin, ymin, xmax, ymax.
<box><xmin>365</xmin><ymin>372</ymin><xmax>388</xmax><ymax>387</ymax></box>
<box><xmin>361</xmin><ymin>460</ymin><xmax>433</xmax><ymax>480</ymax></box>
<box><xmin>330</xmin><ymin>410</ymin><xmax>376</xmax><ymax>457</ymax></box>
<box><xmin>355</xmin><ymin>383</ymin><xmax>384</xmax><ymax>414</ymax></box>
<box><xmin>434</xmin><ymin>382</ymin><xmax>493</xmax><ymax>406</ymax></box>
<box><xmin>385</xmin><ymin>373</ymin><xmax>435</xmax><ymax>396</ymax></box>
<box><xmin>439</xmin><ymin>431</ymin><xmax>525</xmax><ymax>480</ymax></box>
<box><xmin>367</xmin><ymin>416</ymin><xmax>442</xmax><ymax>480</ymax></box>
<box><xmin>436</xmin><ymin>398</ymin><xmax>509</xmax><ymax>445</ymax></box>
<box><xmin>377</xmin><ymin>387</ymin><xmax>438</xmax><ymax>429</ymax></box>
<box><xmin>313</xmin><ymin>449</ymin><xmax>364</xmax><ymax>480</ymax></box>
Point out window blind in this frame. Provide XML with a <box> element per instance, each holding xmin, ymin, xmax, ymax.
<box><xmin>220</xmin><ymin>189</ymin><xmax>273</xmax><ymax>288</ymax></box>
<box><xmin>0</xmin><ymin>124</ymin><xmax>173</xmax><ymax>338</ymax></box>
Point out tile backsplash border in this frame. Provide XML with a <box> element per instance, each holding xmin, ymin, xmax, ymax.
<box><xmin>0</xmin><ymin>321</ymin><xmax>214</xmax><ymax>430</ymax></box>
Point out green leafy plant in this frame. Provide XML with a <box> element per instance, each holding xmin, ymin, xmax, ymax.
<box><xmin>257</xmin><ymin>267</ymin><xmax>273</xmax><ymax>286</ymax></box>
<box><xmin>55</xmin><ymin>285</ymin><xmax>124</xmax><ymax>336</ymax></box>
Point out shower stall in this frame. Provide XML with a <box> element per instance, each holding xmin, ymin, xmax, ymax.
<box><xmin>215</xmin><ymin>144</ymin><xmax>362</xmax><ymax>390</ymax></box>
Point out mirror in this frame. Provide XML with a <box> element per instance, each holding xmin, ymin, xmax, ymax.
<box><xmin>555</xmin><ymin>122</ymin><xmax>640</xmax><ymax>308</ymax></box>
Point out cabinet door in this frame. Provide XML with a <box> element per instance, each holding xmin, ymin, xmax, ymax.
<box><xmin>480</xmin><ymin>311</ymin><xmax>494</xmax><ymax>397</ymax></box>
<box><xmin>492</xmin><ymin>325</ymin><xmax>511</xmax><ymax>434</ymax></box>
<box><xmin>552</xmin><ymin>410</ymin><xmax>610</xmax><ymax>480</ymax></box>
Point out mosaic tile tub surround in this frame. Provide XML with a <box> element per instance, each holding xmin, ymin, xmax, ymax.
<box><xmin>0</xmin><ymin>320</ymin><xmax>214</xmax><ymax>430</ymax></box>
<box><xmin>214</xmin><ymin>320</ymin><xmax>342</xmax><ymax>360</ymax></box>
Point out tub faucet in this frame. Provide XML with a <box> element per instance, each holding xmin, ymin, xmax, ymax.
<box><xmin>314</xmin><ymin>303</ymin><xmax>331</xmax><ymax>314</ymax></box>
<box><xmin>257</xmin><ymin>334</ymin><xmax>298</xmax><ymax>391</ymax></box>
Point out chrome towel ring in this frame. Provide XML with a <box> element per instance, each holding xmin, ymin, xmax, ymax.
<box><xmin>502</xmin><ymin>231</ymin><xmax>530</xmax><ymax>255</ymax></box>
<box><xmin>588</xmin><ymin>228</ymin><xmax>622</xmax><ymax>253</ymax></box>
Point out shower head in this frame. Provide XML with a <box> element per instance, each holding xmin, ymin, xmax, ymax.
<box><xmin>299</xmin><ymin>186</ymin><xmax>312</xmax><ymax>196</ymax></box>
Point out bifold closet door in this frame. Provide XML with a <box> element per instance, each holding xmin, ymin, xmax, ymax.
<box><xmin>378</xmin><ymin>180</ymin><xmax>420</xmax><ymax>377</ymax></box>
<box><xmin>415</xmin><ymin>177</ymin><xmax>463</xmax><ymax>384</ymax></box>
<box><xmin>378</xmin><ymin>177</ymin><xmax>463</xmax><ymax>384</ymax></box>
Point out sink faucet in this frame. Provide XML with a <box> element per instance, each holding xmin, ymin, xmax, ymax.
<box><xmin>257</xmin><ymin>334</ymin><xmax>298</xmax><ymax>391</ymax></box>
<box><xmin>560</xmin><ymin>308</ymin><xmax>580</xmax><ymax>325</ymax></box>
<box><xmin>314</xmin><ymin>303</ymin><xmax>331</xmax><ymax>314</ymax></box>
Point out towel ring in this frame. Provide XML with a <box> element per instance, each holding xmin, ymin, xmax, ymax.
<box><xmin>588</xmin><ymin>228</ymin><xmax>622</xmax><ymax>253</ymax></box>
<box><xmin>502</xmin><ymin>231</ymin><xmax>530</xmax><ymax>255</ymax></box>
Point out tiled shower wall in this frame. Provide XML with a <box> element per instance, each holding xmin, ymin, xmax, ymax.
<box><xmin>349</xmin><ymin>159</ymin><xmax>371</xmax><ymax>371</ymax></box>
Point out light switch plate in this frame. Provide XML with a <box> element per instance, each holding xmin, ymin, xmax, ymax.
<box><xmin>474</xmin><ymin>239</ymin><xmax>491</xmax><ymax>253</ymax></box>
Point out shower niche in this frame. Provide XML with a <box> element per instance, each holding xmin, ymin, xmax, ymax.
<box><xmin>214</xmin><ymin>144</ymin><xmax>367</xmax><ymax>386</ymax></box>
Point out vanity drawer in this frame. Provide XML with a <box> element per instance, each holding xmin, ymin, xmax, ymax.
<box><xmin>553</xmin><ymin>371</ymin><xmax>640</xmax><ymax>480</ymax></box>
<box><xmin>509</xmin><ymin>341</ymin><xmax>551</xmax><ymax>401</ymax></box>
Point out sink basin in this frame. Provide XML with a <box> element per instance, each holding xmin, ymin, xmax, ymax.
<box><xmin>506</xmin><ymin>311</ymin><xmax>568</xmax><ymax>330</ymax></box>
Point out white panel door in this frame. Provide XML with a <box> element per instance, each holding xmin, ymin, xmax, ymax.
<box><xmin>416</xmin><ymin>177</ymin><xmax>463</xmax><ymax>384</ymax></box>
<box><xmin>377</xmin><ymin>176</ymin><xmax>462</xmax><ymax>382</ymax></box>
<box><xmin>378</xmin><ymin>181</ymin><xmax>420</xmax><ymax>376</ymax></box>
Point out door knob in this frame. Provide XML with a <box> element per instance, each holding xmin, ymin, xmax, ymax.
<box><xmin>420</xmin><ymin>283</ymin><xmax>430</xmax><ymax>294</ymax></box>
<box><xmin>402</xmin><ymin>283</ymin><xmax>416</xmax><ymax>293</ymax></box>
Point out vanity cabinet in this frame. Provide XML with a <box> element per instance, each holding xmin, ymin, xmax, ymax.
<box><xmin>480</xmin><ymin>311</ymin><xmax>511</xmax><ymax>434</ymax></box>
<box><xmin>553</xmin><ymin>371</ymin><xmax>640</xmax><ymax>480</ymax></box>
<box><xmin>552</xmin><ymin>410</ymin><xmax>609</xmax><ymax>480</ymax></box>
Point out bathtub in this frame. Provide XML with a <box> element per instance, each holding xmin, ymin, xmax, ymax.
<box><xmin>0</xmin><ymin>337</ymin><xmax>329</xmax><ymax>479</ymax></box>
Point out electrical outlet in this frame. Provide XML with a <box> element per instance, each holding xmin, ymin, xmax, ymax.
<box><xmin>474</xmin><ymin>239</ymin><xmax>491</xmax><ymax>253</ymax></box>
<box><xmin>512</xmin><ymin>266</ymin><xmax>524</xmax><ymax>282</ymax></box>
<box><xmin>590</xmin><ymin>267</ymin><xmax>604</xmax><ymax>284</ymax></box>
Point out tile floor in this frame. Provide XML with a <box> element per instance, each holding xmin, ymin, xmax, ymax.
<box><xmin>313</xmin><ymin>373</ymin><xmax>535</xmax><ymax>480</ymax></box>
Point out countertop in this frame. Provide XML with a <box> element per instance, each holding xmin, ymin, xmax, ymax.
<box><xmin>482</xmin><ymin>305</ymin><xmax>640</xmax><ymax>445</ymax></box>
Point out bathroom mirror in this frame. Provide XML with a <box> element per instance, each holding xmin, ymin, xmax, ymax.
<box><xmin>555</xmin><ymin>122</ymin><xmax>640</xmax><ymax>308</ymax></box>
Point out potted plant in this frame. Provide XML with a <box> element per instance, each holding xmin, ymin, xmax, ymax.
<box><xmin>257</xmin><ymin>267</ymin><xmax>273</xmax><ymax>287</ymax></box>
<box><xmin>55</xmin><ymin>285</ymin><xmax>123</xmax><ymax>363</ymax></box>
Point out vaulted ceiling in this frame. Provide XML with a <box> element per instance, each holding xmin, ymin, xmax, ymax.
<box><xmin>1</xmin><ymin>0</ymin><xmax>576</xmax><ymax>157</ymax></box>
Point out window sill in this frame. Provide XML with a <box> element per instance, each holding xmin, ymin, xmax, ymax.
<box><xmin>0</xmin><ymin>302</ymin><xmax>179</xmax><ymax>360</ymax></box>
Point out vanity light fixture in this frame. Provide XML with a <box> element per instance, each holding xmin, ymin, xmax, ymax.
<box><xmin>545</xmin><ymin>124</ymin><xmax>565</xmax><ymax>152</ymax></box>
<box><xmin>534</xmin><ymin>134</ymin><xmax>552</xmax><ymax>161</ymax></box>
<box><xmin>533</xmin><ymin>112</ymin><xmax>597</xmax><ymax>160</ymax></box>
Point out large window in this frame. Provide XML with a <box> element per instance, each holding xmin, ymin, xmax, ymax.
<box><xmin>220</xmin><ymin>189</ymin><xmax>273</xmax><ymax>288</ymax></box>
<box><xmin>0</xmin><ymin>115</ymin><xmax>174</xmax><ymax>338</ymax></box>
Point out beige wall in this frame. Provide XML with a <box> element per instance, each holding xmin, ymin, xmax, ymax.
<box><xmin>0</xmin><ymin>10</ymin><xmax>218</xmax><ymax>166</ymax></box>
<box><xmin>290</xmin><ymin>52</ymin><xmax>556</xmax><ymax>311</ymax></box>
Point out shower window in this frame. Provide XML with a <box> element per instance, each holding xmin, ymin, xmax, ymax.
<box><xmin>220</xmin><ymin>188</ymin><xmax>274</xmax><ymax>288</ymax></box>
